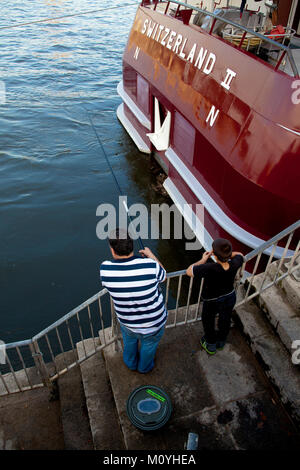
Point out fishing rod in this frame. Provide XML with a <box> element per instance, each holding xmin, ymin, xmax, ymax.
<box><xmin>0</xmin><ymin>3</ymin><xmax>138</xmax><ymax>30</ymax></box>
<box><xmin>1</xmin><ymin>0</ymin><xmax>152</xmax><ymax>254</ymax></box>
<box><xmin>81</xmin><ymin>102</ymin><xmax>145</xmax><ymax>252</ymax></box>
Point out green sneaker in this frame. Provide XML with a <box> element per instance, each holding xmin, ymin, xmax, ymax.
<box><xmin>200</xmin><ymin>336</ymin><xmax>216</xmax><ymax>355</ymax></box>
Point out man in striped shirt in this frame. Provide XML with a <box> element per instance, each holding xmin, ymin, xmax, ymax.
<box><xmin>100</xmin><ymin>228</ymin><xmax>167</xmax><ymax>373</ymax></box>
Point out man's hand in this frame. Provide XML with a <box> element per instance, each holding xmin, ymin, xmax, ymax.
<box><xmin>186</xmin><ymin>250</ymin><xmax>213</xmax><ymax>277</ymax></box>
<box><xmin>139</xmin><ymin>247</ymin><xmax>165</xmax><ymax>271</ymax></box>
<box><xmin>201</xmin><ymin>250</ymin><xmax>213</xmax><ymax>263</ymax></box>
<box><xmin>139</xmin><ymin>247</ymin><xmax>155</xmax><ymax>259</ymax></box>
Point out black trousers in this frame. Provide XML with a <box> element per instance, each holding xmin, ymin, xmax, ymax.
<box><xmin>201</xmin><ymin>291</ymin><xmax>236</xmax><ymax>345</ymax></box>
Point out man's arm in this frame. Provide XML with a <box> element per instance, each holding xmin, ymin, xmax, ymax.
<box><xmin>139</xmin><ymin>247</ymin><xmax>166</xmax><ymax>283</ymax></box>
<box><xmin>230</xmin><ymin>253</ymin><xmax>244</xmax><ymax>271</ymax></box>
<box><xmin>231</xmin><ymin>252</ymin><xmax>244</xmax><ymax>258</ymax></box>
<box><xmin>186</xmin><ymin>251</ymin><xmax>213</xmax><ymax>277</ymax></box>
<box><xmin>99</xmin><ymin>261</ymin><xmax>108</xmax><ymax>286</ymax></box>
<box><xmin>139</xmin><ymin>247</ymin><xmax>165</xmax><ymax>270</ymax></box>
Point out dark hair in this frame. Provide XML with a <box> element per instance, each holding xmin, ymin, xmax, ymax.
<box><xmin>108</xmin><ymin>228</ymin><xmax>133</xmax><ymax>256</ymax></box>
<box><xmin>212</xmin><ymin>238</ymin><xmax>232</xmax><ymax>262</ymax></box>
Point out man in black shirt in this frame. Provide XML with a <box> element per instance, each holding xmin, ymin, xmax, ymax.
<box><xmin>186</xmin><ymin>238</ymin><xmax>244</xmax><ymax>355</ymax></box>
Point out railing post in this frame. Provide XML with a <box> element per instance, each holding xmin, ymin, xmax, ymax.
<box><xmin>209</xmin><ymin>18</ymin><xmax>217</xmax><ymax>35</ymax></box>
<box><xmin>288</xmin><ymin>239</ymin><xmax>300</xmax><ymax>275</ymax></box>
<box><xmin>111</xmin><ymin>298</ymin><xmax>121</xmax><ymax>352</ymax></box>
<box><xmin>238</xmin><ymin>31</ymin><xmax>247</xmax><ymax>49</ymax></box>
<box><xmin>165</xmin><ymin>277</ymin><xmax>170</xmax><ymax>309</ymax></box>
<box><xmin>275</xmin><ymin>50</ymin><xmax>287</xmax><ymax>71</ymax></box>
<box><xmin>174</xmin><ymin>274</ymin><xmax>183</xmax><ymax>326</ymax></box>
<box><xmin>185</xmin><ymin>276</ymin><xmax>194</xmax><ymax>322</ymax></box>
<box><xmin>29</xmin><ymin>340</ymin><xmax>51</xmax><ymax>388</ymax></box>
<box><xmin>272</xmin><ymin>232</ymin><xmax>294</xmax><ymax>283</ymax></box>
<box><xmin>196</xmin><ymin>278</ymin><xmax>204</xmax><ymax>319</ymax></box>
<box><xmin>0</xmin><ymin>372</ymin><xmax>10</xmax><ymax>395</ymax></box>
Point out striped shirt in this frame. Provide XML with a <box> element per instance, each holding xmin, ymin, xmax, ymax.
<box><xmin>100</xmin><ymin>255</ymin><xmax>167</xmax><ymax>334</ymax></box>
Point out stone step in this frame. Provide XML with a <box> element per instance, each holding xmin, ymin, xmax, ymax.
<box><xmin>234</xmin><ymin>286</ymin><xmax>300</xmax><ymax>427</ymax></box>
<box><xmin>281</xmin><ymin>274</ymin><xmax>300</xmax><ymax>316</ymax></box>
<box><xmin>0</xmin><ymin>384</ymin><xmax>64</xmax><ymax>450</ymax></box>
<box><xmin>76</xmin><ymin>337</ymin><xmax>125</xmax><ymax>450</ymax></box>
<box><xmin>55</xmin><ymin>350</ymin><xmax>94</xmax><ymax>450</ymax></box>
<box><xmin>0</xmin><ymin>364</ymin><xmax>44</xmax><ymax>396</ymax></box>
<box><xmin>267</xmin><ymin>258</ymin><xmax>300</xmax><ymax>315</ymax></box>
<box><xmin>249</xmin><ymin>272</ymin><xmax>300</xmax><ymax>354</ymax></box>
<box><xmin>99</xmin><ymin>323</ymin><xmax>300</xmax><ymax>450</ymax></box>
<box><xmin>100</xmin><ymin>323</ymin><xmax>214</xmax><ymax>450</ymax></box>
<box><xmin>0</xmin><ymin>429</ymin><xmax>18</xmax><ymax>450</ymax></box>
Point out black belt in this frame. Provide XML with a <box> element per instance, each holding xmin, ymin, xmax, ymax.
<box><xmin>202</xmin><ymin>289</ymin><xmax>235</xmax><ymax>302</ymax></box>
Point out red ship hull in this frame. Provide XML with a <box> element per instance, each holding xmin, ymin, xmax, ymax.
<box><xmin>117</xmin><ymin>5</ymin><xmax>300</xmax><ymax>255</ymax></box>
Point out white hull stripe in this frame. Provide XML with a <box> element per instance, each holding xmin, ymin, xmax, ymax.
<box><xmin>117</xmin><ymin>103</ymin><xmax>151</xmax><ymax>154</ymax></box>
<box><xmin>117</xmin><ymin>80</ymin><xmax>151</xmax><ymax>130</ymax></box>
<box><xmin>164</xmin><ymin>147</ymin><xmax>294</xmax><ymax>258</ymax></box>
<box><xmin>276</xmin><ymin>123</ymin><xmax>300</xmax><ymax>137</ymax></box>
<box><xmin>163</xmin><ymin>177</ymin><xmax>213</xmax><ymax>251</ymax></box>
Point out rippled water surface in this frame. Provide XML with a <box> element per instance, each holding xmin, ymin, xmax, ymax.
<box><xmin>0</xmin><ymin>0</ymin><xmax>198</xmax><ymax>343</ymax></box>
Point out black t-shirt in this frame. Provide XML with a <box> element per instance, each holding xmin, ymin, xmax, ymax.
<box><xmin>193</xmin><ymin>255</ymin><xmax>244</xmax><ymax>300</ymax></box>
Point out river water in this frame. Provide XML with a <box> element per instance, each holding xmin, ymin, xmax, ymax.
<box><xmin>0</xmin><ymin>0</ymin><xmax>200</xmax><ymax>344</ymax></box>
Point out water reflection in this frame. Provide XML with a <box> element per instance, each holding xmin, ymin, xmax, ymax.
<box><xmin>0</xmin><ymin>0</ymin><xmax>202</xmax><ymax>344</ymax></box>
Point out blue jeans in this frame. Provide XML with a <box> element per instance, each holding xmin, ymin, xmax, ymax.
<box><xmin>119</xmin><ymin>323</ymin><xmax>165</xmax><ymax>373</ymax></box>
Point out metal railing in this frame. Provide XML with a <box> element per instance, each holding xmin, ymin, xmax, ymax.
<box><xmin>0</xmin><ymin>272</ymin><xmax>204</xmax><ymax>395</ymax></box>
<box><xmin>235</xmin><ymin>219</ymin><xmax>300</xmax><ymax>307</ymax></box>
<box><xmin>1</xmin><ymin>219</ymin><xmax>299</xmax><ymax>396</ymax></box>
<box><xmin>162</xmin><ymin>220</ymin><xmax>300</xmax><ymax>312</ymax></box>
<box><xmin>0</xmin><ymin>289</ymin><xmax>118</xmax><ymax>395</ymax></box>
<box><xmin>140</xmin><ymin>0</ymin><xmax>299</xmax><ymax>77</ymax></box>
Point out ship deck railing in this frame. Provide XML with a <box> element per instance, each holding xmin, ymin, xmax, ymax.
<box><xmin>141</xmin><ymin>0</ymin><xmax>299</xmax><ymax>78</ymax></box>
<box><xmin>1</xmin><ymin>219</ymin><xmax>299</xmax><ymax>396</ymax></box>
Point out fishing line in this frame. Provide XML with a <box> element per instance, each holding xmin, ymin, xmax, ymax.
<box><xmin>1</xmin><ymin>1</ymin><xmax>148</xmax><ymax>252</ymax></box>
<box><xmin>0</xmin><ymin>3</ymin><xmax>138</xmax><ymax>30</ymax></box>
<box><xmin>81</xmin><ymin>102</ymin><xmax>145</xmax><ymax>252</ymax></box>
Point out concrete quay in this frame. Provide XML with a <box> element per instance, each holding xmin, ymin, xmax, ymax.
<box><xmin>0</xmin><ymin>258</ymin><xmax>299</xmax><ymax>450</ymax></box>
